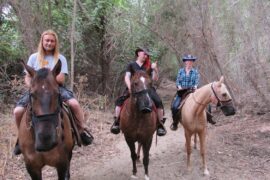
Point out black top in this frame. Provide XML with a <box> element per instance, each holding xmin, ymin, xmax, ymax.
<box><xmin>126</xmin><ymin>61</ymin><xmax>152</xmax><ymax>77</ymax></box>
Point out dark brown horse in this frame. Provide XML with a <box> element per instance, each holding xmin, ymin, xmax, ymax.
<box><xmin>19</xmin><ymin>60</ymin><xmax>74</xmax><ymax>180</ymax></box>
<box><xmin>177</xmin><ymin>76</ymin><xmax>236</xmax><ymax>175</ymax></box>
<box><xmin>120</xmin><ymin>70</ymin><xmax>157</xmax><ymax>180</ymax></box>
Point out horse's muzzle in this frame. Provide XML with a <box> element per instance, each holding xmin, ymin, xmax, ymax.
<box><xmin>35</xmin><ymin>132</ymin><xmax>58</xmax><ymax>152</ymax></box>
<box><xmin>35</xmin><ymin>140</ymin><xmax>57</xmax><ymax>152</ymax></box>
<box><xmin>220</xmin><ymin>105</ymin><xmax>236</xmax><ymax>116</ymax></box>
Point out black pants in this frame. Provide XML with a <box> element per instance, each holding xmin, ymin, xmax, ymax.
<box><xmin>171</xmin><ymin>89</ymin><xmax>193</xmax><ymax>116</ymax></box>
<box><xmin>115</xmin><ymin>87</ymin><xmax>164</xmax><ymax>109</ymax></box>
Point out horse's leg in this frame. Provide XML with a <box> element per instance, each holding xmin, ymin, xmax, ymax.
<box><xmin>26</xmin><ymin>163</ymin><xmax>42</xmax><ymax>180</ymax></box>
<box><xmin>125</xmin><ymin>137</ymin><xmax>137</xmax><ymax>178</ymax></box>
<box><xmin>184</xmin><ymin>130</ymin><xmax>192</xmax><ymax>172</ymax></box>
<box><xmin>193</xmin><ymin>133</ymin><xmax>197</xmax><ymax>149</ymax></box>
<box><xmin>142</xmin><ymin>138</ymin><xmax>153</xmax><ymax>180</ymax></box>
<box><xmin>198</xmin><ymin>130</ymin><xmax>209</xmax><ymax>176</ymax></box>
<box><xmin>136</xmin><ymin>143</ymin><xmax>142</xmax><ymax>161</ymax></box>
<box><xmin>56</xmin><ymin>162</ymin><xmax>70</xmax><ymax>180</ymax></box>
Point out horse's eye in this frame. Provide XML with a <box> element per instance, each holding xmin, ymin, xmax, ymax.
<box><xmin>222</xmin><ymin>93</ymin><xmax>227</xmax><ymax>98</ymax></box>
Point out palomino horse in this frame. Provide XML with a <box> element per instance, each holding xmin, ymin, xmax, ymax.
<box><xmin>19</xmin><ymin>60</ymin><xmax>74</xmax><ymax>180</ymax></box>
<box><xmin>120</xmin><ymin>70</ymin><xmax>157</xmax><ymax>180</ymax></box>
<box><xmin>178</xmin><ymin>76</ymin><xmax>235</xmax><ymax>175</ymax></box>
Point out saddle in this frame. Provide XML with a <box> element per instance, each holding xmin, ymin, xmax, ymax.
<box><xmin>62</xmin><ymin>103</ymin><xmax>82</xmax><ymax>147</ymax></box>
<box><xmin>171</xmin><ymin>89</ymin><xmax>194</xmax><ymax>124</ymax></box>
<box><xmin>175</xmin><ymin>89</ymin><xmax>194</xmax><ymax>110</ymax></box>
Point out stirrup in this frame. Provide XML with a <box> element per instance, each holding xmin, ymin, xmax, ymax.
<box><xmin>80</xmin><ymin>130</ymin><xmax>94</xmax><ymax>146</ymax></box>
<box><xmin>157</xmin><ymin>124</ymin><xmax>167</xmax><ymax>136</ymax></box>
<box><xmin>206</xmin><ymin>112</ymin><xmax>216</xmax><ymax>124</ymax></box>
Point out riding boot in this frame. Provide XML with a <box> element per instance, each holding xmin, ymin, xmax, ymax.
<box><xmin>110</xmin><ymin>116</ymin><xmax>120</xmax><ymax>134</ymax></box>
<box><xmin>206</xmin><ymin>105</ymin><xmax>216</xmax><ymax>124</ymax></box>
<box><xmin>157</xmin><ymin>118</ymin><xmax>167</xmax><ymax>136</ymax></box>
<box><xmin>170</xmin><ymin>114</ymin><xmax>179</xmax><ymax>131</ymax></box>
<box><xmin>80</xmin><ymin>129</ymin><xmax>94</xmax><ymax>146</ymax></box>
<box><xmin>13</xmin><ymin>139</ymin><xmax>21</xmax><ymax>155</ymax></box>
<box><xmin>206</xmin><ymin>111</ymin><xmax>216</xmax><ymax>124</ymax></box>
<box><xmin>170</xmin><ymin>111</ymin><xmax>180</xmax><ymax>131</ymax></box>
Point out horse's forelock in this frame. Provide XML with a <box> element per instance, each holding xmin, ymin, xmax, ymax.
<box><xmin>133</xmin><ymin>71</ymin><xmax>149</xmax><ymax>80</ymax></box>
<box><xmin>35</xmin><ymin>68</ymin><xmax>50</xmax><ymax>80</ymax></box>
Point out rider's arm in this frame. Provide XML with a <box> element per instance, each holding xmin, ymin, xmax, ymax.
<box><xmin>56</xmin><ymin>73</ymin><xmax>65</xmax><ymax>86</ymax></box>
<box><xmin>151</xmin><ymin>61</ymin><xmax>159</xmax><ymax>81</ymax></box>
<box><xmin>24</xmin><ymin>73</ymin><xmax>32</xmax><ymax>88</ymax></box>
<box><xmin>125</xmin><ymin>72</ymin><xmax>131</xmax><ymax>93</ymax></box>
<box><xmin>176</xmin><ymin>68</ymin><xmax>183</xmax><ymax>90</ymax></box>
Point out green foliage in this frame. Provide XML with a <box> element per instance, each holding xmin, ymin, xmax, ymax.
<box><xmin>0</xmin><ymin>18</ymin><xmax>25</xmax><ymax>63</ymax></box>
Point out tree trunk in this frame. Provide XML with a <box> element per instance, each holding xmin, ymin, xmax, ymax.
<box><xmin>70</xmin><ymin>0</ymin><xmax>77</xmax><ymax>91</ymax></box>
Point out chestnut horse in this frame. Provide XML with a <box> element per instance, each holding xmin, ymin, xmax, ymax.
<box><xmin>120</xmin><ymin>70</ymin><xmax>157</xmax><ymax>180</ymax></box>
<box><xmin>177</xmin><ymin>76</ymin><xmax>235</xmax><ymax>175</ymax></box>
<box><xmin>19</xmin><ymin>60</ymin><xmax>74</xmax><ymax>180</ymax></box>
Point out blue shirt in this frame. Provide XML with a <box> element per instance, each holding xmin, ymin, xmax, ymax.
<box><xmin>176</xmin><ymin>68</ymin><xmax>200</xmax><ymax>88</ymax></box>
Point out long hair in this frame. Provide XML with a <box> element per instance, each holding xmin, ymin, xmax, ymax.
<box><xmin>143</xmin><ymin>55</ymin><xmax>152</xmax><ymax>75</ymax></box>
<box><xmin>37</xmin><ymin>29</ymin><xmax>60</xmax><ymax>68</ymax></box>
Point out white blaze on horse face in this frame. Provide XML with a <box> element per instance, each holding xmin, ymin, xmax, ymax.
<box><xmin>221</xmin><ymin>84</ymin><xmax>232</xmax><ymax>100</ymax></box>
<box><xmin>140</xmin><ymin>77</ymin><xmax>146</xmax><ymax>89</ymax></box>
<box><xmin>140</xmin><ymin>76</ymin><xmax>152</xmax><ymax>101</ymax></box>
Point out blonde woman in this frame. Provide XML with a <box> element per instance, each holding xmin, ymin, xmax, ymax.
<box><xmin>13</xmin><ymin>30</ymin><xmax>93</xmax><ymax>155</ymax></box>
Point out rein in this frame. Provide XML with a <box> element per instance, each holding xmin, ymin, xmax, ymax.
<box><xmin>192</xmin><ymin>93</ymin><xmax>208</xmax><ymax>106</ymax></box>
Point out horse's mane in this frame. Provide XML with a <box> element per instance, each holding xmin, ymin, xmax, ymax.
<box><xmin>132</xmin><ymin>70</ymin><xmax>150</xmax><ymax>80</ymax></box>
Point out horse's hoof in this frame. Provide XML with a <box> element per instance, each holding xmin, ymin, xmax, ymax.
<box><xmin>131</xmin><ymin>175</ymin><xmax>138</xmax><ymax>179</ymax></box>
<box><xmin>203</xmin><ymin>169</ymin><xmax>210</xmax><ymax>176</ymax></box>
<box><xmin>144</xmin><ymin>175</ymin><xmax>150</xmax><ymax>180</ymax></box>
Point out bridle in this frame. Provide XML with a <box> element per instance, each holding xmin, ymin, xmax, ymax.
<box><xmin>210</xmin><ymin>83</ymin><xmax>232</xmax><ymax>107</ymax></box>
<box><xmin>28</xmin><ymin>88</ymin><xmax>62</xmax><ymax>131</ymax></box>
<box><xmin>132</xmin><ymin>89</ymin><xmax>149</xmax><ymax>97</ymax></box>
<box><xmin>192</xmin><ymin>83</ymin><xmax>233</xmax><ymax>107</ymax></box>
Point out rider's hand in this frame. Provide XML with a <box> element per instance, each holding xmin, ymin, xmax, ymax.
<box><xmin>151</xmin><ymin>61</ymin><xmax>158</xmax><ymax>70</ymax></box>
<box><xmin>177</xmin><ymin>85</ymin><xmax>182</xmax><ymax>90</ymax></box>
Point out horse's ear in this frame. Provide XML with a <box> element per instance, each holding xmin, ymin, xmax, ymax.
<box><xmin>219</xmin><ymin>76</ymin><xmax>224</xmax><ymax>83</ymax></box>
<box><xmin>52</xmin><ymin>59</ymin><xmax>62</xmax><ymax>77</ymax></box>
<box><xmin>216</xmin><ymin>76</ymin><xmax>224</xmax><ymax>87</ymax></box>
<box><xmin>21</xmin><ymin>59</ymin><xmax>36</xmax><ymax>77</ymax></box>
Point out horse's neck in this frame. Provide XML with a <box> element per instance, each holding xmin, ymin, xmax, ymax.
<box><xmin>127</xmin><ymin>97</ymin><xmax>138</xmax><ymax>115</ymax></box>
<box><xmin>193</xmin><ymin>84</ymin><xmax>212</xmax><ymax>108</ymax></box>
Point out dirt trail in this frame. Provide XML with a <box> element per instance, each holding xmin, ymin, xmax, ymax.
<box><xmin>77</xmin><ymin>121</ymin><xmax>188</xmax><ymax>180</ymax></box>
